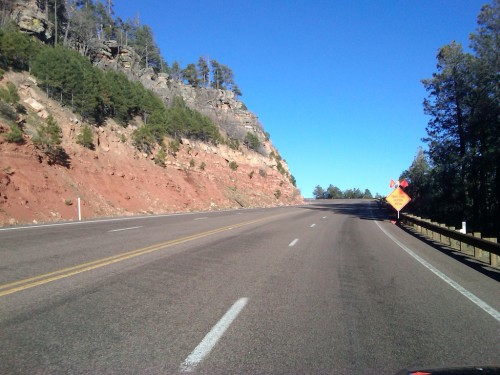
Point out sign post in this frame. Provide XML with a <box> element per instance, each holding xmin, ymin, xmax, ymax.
<box><xmin>386</xmin><ymin>186</ymin><xmax>411</xmax><ymax>219</ymax></box>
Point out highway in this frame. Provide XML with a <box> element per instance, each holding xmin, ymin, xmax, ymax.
<box><xmin>0</xmin><ymin>200</ymin><xmax>498</xmax><ymax>374</ymax></box>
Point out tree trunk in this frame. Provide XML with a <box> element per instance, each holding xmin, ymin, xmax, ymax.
<box><xmin>54</xmin><ymin>0</ymin><xmax>58</xmax><ymax>45</ymax></box>
<box><xmin>63</xmin><ymin>0</ymin><xmax>71</xmax><ymax>47</ymax></box>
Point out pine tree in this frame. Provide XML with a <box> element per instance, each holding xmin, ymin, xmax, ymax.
<box><xmin>34</xmin><ymin>115</ymin><xmax>66</xmax><ymax>164</ymax></box>
<box><xmin>197</xmin><ymin>56</ymin><xmax>209</xmax><ymax>87</ymax></box>
<box><xmin>182</xmin><ymin>63</ymin><xmax>200</xmax><ymax>87</ymax></box>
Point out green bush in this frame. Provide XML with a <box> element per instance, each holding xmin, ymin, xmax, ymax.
<box><xmin>34</xmin><ymin>115</ymin><xmax>62</xmax><ymax>150</ymax></box>
<box><xmin>0</xmin><ymin>101</ymin><xmax>17</xmax><ymax>121</ymax></box>
<box><xmin>33</xmin><ymin>115</ymin><xmax>68</xmax><ymax>165</ymax></box>
<box><xmin>227</xmin><ymin>138</ymin><xmax>240</xmax><ymax>151</ymax></box>
<box><xmin>274</xmin><ymin>189</ymin><xmax>281</xmax><ymax>199</ymax></box>
<box><xmin>189</xmin><ymin>158</ymin><xmax>195</xmax><ymax>168</ymax></box>
<box><xmin>168</xmin><ymin>139</ymin><xmax>180</xmax><ymax>154</ymax></box>
<box><xmin>163</xmin><ymin>96</ymin><xmax>221</xmax><ymax>143</ymax></box>
<box><xmin>132</xmin><ymin>126</ymin><xmax>155</xmax><ymax>154</ymax></box>
<box><xmin>244</xmin><ymin>132</ymin><xmax>260</xmax><ymax>151</ymax></box>
<box><xmin>0</xmin><ymin>82</ymin><xmax>20</xmax><ymax>104</ymax></box>
<box><xmin>5</xmin><ymin>123</ymin><xmax>24</xmax><ymax>143</ymax></box>
<box><xmin>199</xmin><ymin>161</ymin><xmax>206</xmax><ymax>170</ymax></box>
<box><xmin>0</xmin><ymin>28</ymin><xmax>40</xmax><ymax>71</ymax></box>
<box><xmin>229</xmin><ymin>161</ymin><xmax>238</xmax><ymax>171</ymax></box>
<box><xmin>276</xmin><ymin>161</ymin><xmax>286</xmax><ymax>175</ymax></box>
<box><xmin>76</xmin><ymin>125</ymin><xmax>94</xmax><ymax>149</ymax></box>
<box><xmin>155</xmin><ymin>147</ymin><xmax>167</xmax><ymax>168</ymax></box>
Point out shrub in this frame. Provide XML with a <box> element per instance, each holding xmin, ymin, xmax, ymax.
<box><xmin>132</xmin><ymin>126</ymin><xmax>155</xmax><ymax>154</ymax></box>
<box><xmin>259</xmin><ymin>168</ymin><xmax>266</xmax><ymax>177</ymax></box>
<box><xmin>0</xmin><ymin>101</ymin><xmax>17</xmax><ymax>121</ymax></box>
<box><xmin>274</xmin><ymin>189</ymin><xmax>281</xmax><ymax>199</ymax></box>
<box><xmin>0</xmin><ymin>28</ymin><xmax>40</xmax><ymax>71</ymax></box>
<box><xmin>76</xmin><ymin>125</ymin><xmax>94</xmax><ymax>149</ymax></box>
<box><xmin>155</xmin><ymin>147</ymin><xmax>166</xmax><ymax>168</ymax></box>
<box><xmin>5</xmin><ymin>123</ymin><xmax>24</xmax><ymax>144</ymax></box>
<box><xmin>199</xmin><ymin>161</ymin><xmax>206</xmax><ymax>171</ymax></box>
<box><xmin>189</xmin><ymin>158</ymin><xmax>195</xmax><ymax>168</ymax></box>
<box><xmin>168</xmin><ymin>139</ymin><xmax>180</xmax><ymax>154</ymax></box>
<box><xmin>33</xmin><ymin>115</ymin><xmax>68</xmax><ymax>165</ymax></box>
<box><xmin>248</xmin><ymin>170</ymin><xmax>254</xmax><ymax>179</ymax></box>
<box><xmin>0</xmin><ymin>82</ymin><xmax>20</xmax><ymax>104</ymax></box>
<box><xmin>276</xmin><ymin>161</ymin><xmax>286</xmax><ymax>175</ymax></box>
<box><xmin>34</xmin><ymin>115</ymin><xmax>62</xmax><ymax>151</ymax></box>
<box><xmin>229</xmin><ymin>161</ymin><xmax>238</xmax><ymax>171</ymax></box>
<box><xmin>244</xmin><ymin>132</ymin><xmax>260</xmax><ymax>151</ymax></box>
<box><xmin>227</xmin><ymin>138</ymin><xmax>240</xmax><ymax>151</ymax></box>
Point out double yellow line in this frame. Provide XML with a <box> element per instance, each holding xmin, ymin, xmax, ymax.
<box><xmin>0</xmin><ymin>216</ymin><xmax>271</xmax><ymax>298</ymax></box>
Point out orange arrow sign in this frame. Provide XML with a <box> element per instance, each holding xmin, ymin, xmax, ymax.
<box><xmin>386</xmin><ymin>187</ymin><xmax>411</xmax><ymax>212</ymax></box>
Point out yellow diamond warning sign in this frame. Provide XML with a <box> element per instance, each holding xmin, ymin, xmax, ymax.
<box><xmin>386</xmin><ymin>187</ymin><xmax>411</xmax><ymax>212</ymax></box>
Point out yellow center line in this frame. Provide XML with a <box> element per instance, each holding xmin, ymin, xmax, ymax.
<box><xmin>0</xmin><ymin>215</ymin><xmax>276</xmax><ymax>298</ymax></box>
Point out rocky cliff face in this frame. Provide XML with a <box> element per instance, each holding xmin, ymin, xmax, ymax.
<box><xmin>92</xmin><ymin>41</ymin><xmax>273</xmax><ymax>158</ymax></box>
<box><xmin>8</xmin><ymin>0</ymin><xmax>53</xmax><ymax>41</ymax></box>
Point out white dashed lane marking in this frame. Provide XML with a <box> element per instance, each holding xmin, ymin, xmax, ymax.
<box><xmin>179</xmin><ymin>298</ymin><xmax>248</xmax><ymax>372</ymax></box>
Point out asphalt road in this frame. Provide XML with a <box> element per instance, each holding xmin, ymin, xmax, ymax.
<box><xmin>0</xmin><ymin>200</ymin><xmax>498</xmax><ymax>374</ymax></box>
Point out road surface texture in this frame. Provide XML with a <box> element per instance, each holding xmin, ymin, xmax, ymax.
<box><xmin>0</xmin><ymin>200</ymin><xmax>498</xmax><ymax>374</ymax></box>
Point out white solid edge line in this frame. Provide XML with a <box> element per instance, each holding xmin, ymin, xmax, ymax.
<box><xmin>108</xmin><ymin>226</ymin><xmax>142</xmax><ymax>232</ymax></box>
<box><xmin>374</xmin><ymin>220</ymin><xmax>500</xmax><ymax>322</ymax></box>
<box><xmin>179</xmin><ymin>297</ymin><xmax>249</xmax><ymax>372</ymax></box>
<box><xmin>0</xmin><ymin>205</ymin><xmax>269</xmax><ymax>232</ymax></box>
<box><xmin>289</xmin><ymin>238</ymin><xmax>299</xmax><ymax>247</ymax></box>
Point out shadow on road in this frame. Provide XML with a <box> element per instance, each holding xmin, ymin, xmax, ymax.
<box><xmin>299</xmin><ymin>200</ymin><xmax>389</xmax><ymax>221</ymax></box>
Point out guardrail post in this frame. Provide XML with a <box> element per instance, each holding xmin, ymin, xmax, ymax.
<box><xmin>451</xmin><ymin>228</ymin><xmax>461</xmax><ymax>250</ymax></box>
<box><xmin>462</xmin><ymin>234</ymin><xmax>474</xmax><ymax>256</ymax></box>
<box><xmin>423</xmin><ymin>219</ymin><xmax>430</xmax><ymax>237</ymax></box>
<box><xmin>430</xmin><ymin>221</ymin><xmax>439</xmax><ymax>241</ymax></box>
<box><xmin>473</xmin><ymin>232</ymin><xmax>484</xmax><ymax>261</ymax></box>
<box><xmin>484</xmin><ymin>237</ymin><xmax>498</xmax><ymax>267</ymax></box>
<box><xmin>415</xmin><ymin>216</ymin><xmax>422</xmax><ymax>233</ymax></box>
<box><xmin>440</xmin><ymin>224</ymin><xmax>450</xmax><ymax>246</ymax></box>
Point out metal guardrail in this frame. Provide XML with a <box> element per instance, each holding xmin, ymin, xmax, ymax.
<box><xmin>398</xmin><ymin>212</ymin><xmax>500</xmax><ymax>268</ymax></box>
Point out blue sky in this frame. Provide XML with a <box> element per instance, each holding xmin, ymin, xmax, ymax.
<box><xmin>114</xmin><ymin>0</ymin><xmax>486</xmax><ymax>198</ymax></box>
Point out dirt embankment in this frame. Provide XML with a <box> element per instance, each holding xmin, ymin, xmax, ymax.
<box><xmin>0</xmin><ymin>72</ymin><xmax>302</xmax><ymax>226</ymax></box>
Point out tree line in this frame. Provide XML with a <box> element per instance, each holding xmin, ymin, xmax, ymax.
<box><xmin>0</xmin><ymin>0</ymin><xmax>241</xmax><ymax>95</ymax></box>
<box><xmin>313</xmin><ymin>185</ymin><xmax>375</xmax><ymax>199</ymax></box>
<box><xmin>400</xmin><ymin>0</ymin><xmax>499</xmax><ymax>237</ymax></box>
